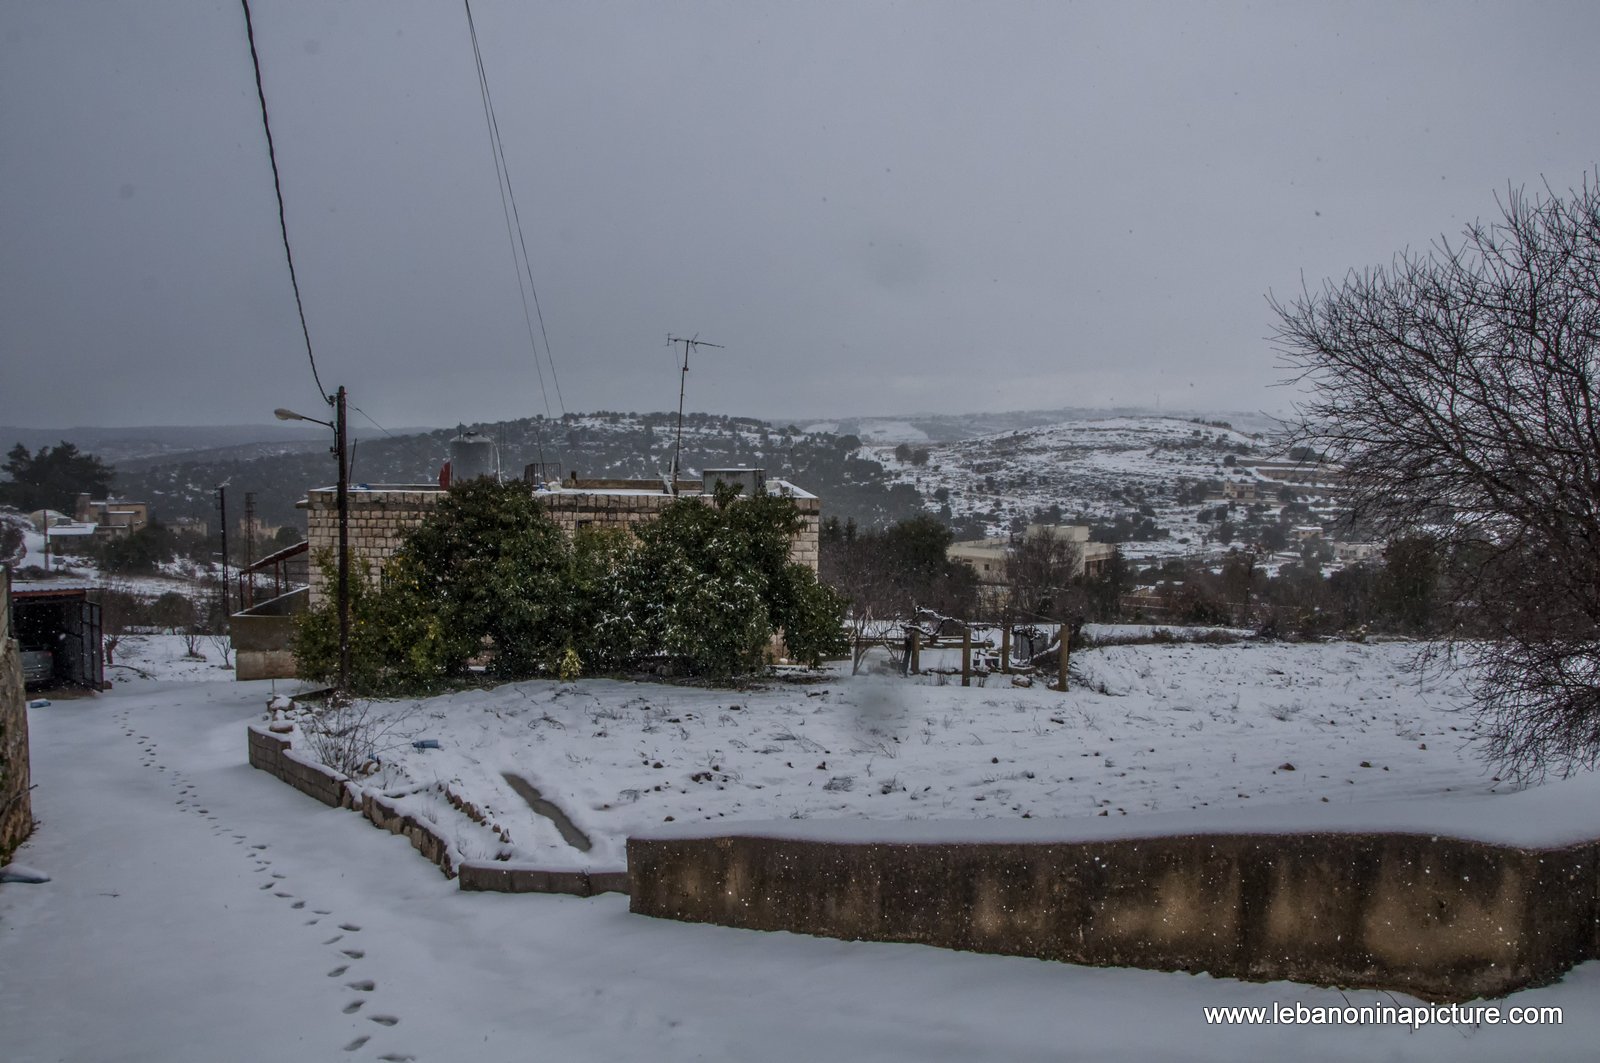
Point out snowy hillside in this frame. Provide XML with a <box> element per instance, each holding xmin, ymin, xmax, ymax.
<box><xmin>863</xmin><ymin>414</ymin><xmax>1275</xmax><ymax>555</ymax></box>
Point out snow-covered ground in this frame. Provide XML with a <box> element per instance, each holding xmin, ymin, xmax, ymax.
<box><xmin>291</xmin><ymin>639</ymin><xmax>1508</xmax><ymax>874</ymax></box>
<box><xmin>2</xmin><ymin>637</ymin><xmax>1594</xmax><ymax>1061</ymax></box>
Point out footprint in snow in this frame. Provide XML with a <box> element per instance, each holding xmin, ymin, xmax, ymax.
<box><xmin>328</xmin><ymin>965</ymin><xmax>348</xmax><ymax>977</ymax></box>
<box><xmin>368</xmin><ymin>1015</ymin><xmax>398</xmax><ymax>1026</ymax></box>
<box><xmin>342</xmin><ymin>1000</ymin><xmax>364</xmax><ymax>1014</ymax></box>
<box><xmin>342</xmin><ymin>1035</ymin><xmax>370</xmax><ymax>1052</ymax></box>
<box><xmin>346</xmin><ymin>979</ymin><xmax>376</xmax><ymax>992</ymax></box>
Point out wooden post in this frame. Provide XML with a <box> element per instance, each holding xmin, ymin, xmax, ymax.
<box><xmin>909</xmin><ymin>627</ymin><xmax>921</xmax><ymax>675</ymax></box>
<box><xmin>1000</xmin><ymin>624</ymin><xmax>1011</xmax><ymax>674</ymax></box>
<box><xmin>1057</xmin><ymin>624</ymin><xmax>1069</xmax><ymax>693</ymax></box>
<box><xmin>961</xmin><ymin>627</ymin><xmax>971</xmax><ymax>687</ymax></box>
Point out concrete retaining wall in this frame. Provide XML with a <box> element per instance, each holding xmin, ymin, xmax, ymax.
<box><xmin>627</xmin><ymin>830</ymin><xmax>1600</xmax><ymax>1003</ymax></box>
<box><xmin>0</xmin><ymin>569</ymin><xmax>33</xmax><ymax>863</ymax></box>
<box><xmin>248</xmin><ymin>725</ymin><xmax>626</xmax><ymax>895</ymax></box>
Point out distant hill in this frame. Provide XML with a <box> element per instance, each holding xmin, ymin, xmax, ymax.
<box><xmin>16</xmin><ymin>409</ymin><xmax>1310</xmax><ymax>558</ymax></box>
<box><xmin>797</xmin><ymin>406</ymin><xmax>1285</xmax><ymax>445</ymax></box>
<box><xmin>0</xmin><ymin>424</ymin><xmax>338</xmax><ymax>465</ymax></box>
<box><xmin>101</xmin><ymin>412</ymin><xmax>928</xmax><ymax>533</ymax></box>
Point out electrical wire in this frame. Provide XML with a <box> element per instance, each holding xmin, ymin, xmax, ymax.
<box><xmin>237</xmin><ymin>0</ymin><xmax>328</xmax><ymax>408</ymax></box>
<box><xmin>350</xmin><ymin>404</ymin><xmax>446</xmax><ymax>472</ymax></box>
<box><xmin>462</xmin><ymin>0</ymin><xmax>567</xmax><ymax>421</ymax></box>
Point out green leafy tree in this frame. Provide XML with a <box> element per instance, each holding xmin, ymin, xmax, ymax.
<box><xmin>389</xmin><ymin>479</ymin><xmax>572</xmax><ymax>680</ymax></box>
<box><xmin>0</xmin><ymin>442</ymin><xmax>115</xmax><ymax>513</ymax></box>
<box><xmin>97</xmin><ymin>524</ymin><xmax>175</xmax><ymax>574</ymax></box>
<box><xmin>609</xmin><ymin>484</ymin><xmax>845</xmax><ymax>677</ymax></box>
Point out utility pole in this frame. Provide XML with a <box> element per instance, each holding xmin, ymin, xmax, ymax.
<box><xmin>666</xmin><ymin>334</ymin><xmax>724</xmax><ymax>493</ymax></box>
<box><xmin>273</xmin><ymin>386</ymin><xmax>350</xmax><ymax>696</ymax></box>
<box><xmin>243</xmin><ymin>491</ymin><xmax>257</xmax><ymax>609</ymax></box>
<box><xmin>216</xmin><ymin>483</ymin><xmax>230</xmax><ymax>616</ymax></box>
<box><xmin>335</xmin><ymin>386</ymin><xmax>350</xmax><ymax>694</ymax></box>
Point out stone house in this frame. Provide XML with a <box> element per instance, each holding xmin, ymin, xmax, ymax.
<box><xmin>297</xmin><ymin>470</ymin><xmax>821</xmax><ymax>609</ymax></box>
<box><xmin>73</xmin><ymin>494</ymin><xmax>149</xmax><ymax>540</ymax></box>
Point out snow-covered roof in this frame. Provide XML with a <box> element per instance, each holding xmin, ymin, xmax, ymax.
<box><xmin>12</xmin><ymin>578</ymin><xmax>96</xmax><ymax>595</ymax></box>
<box><xmin>46</xmin><ymin>522</ymin><xmax>99</xmax><ymax>537</ymax></box>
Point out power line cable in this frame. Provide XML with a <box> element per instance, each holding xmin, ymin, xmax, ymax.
<box><xmin>466</xmin><ymin>27</ymin><xmax>551</xmax><ymax>422</ymax></box>
<box><xmin>237</xmin><ymin>0</ymin><xmax>328</xmax><ymax>407</ymax></box>
<box><xmin>349</xmin><ymin>404</ymin><xmax>455</xmax><ymax>475</ymax></box>
<box><xmin>462</xmin><ymin>0</ymin><xmax>567</xmax><ymax>417</ymax></box>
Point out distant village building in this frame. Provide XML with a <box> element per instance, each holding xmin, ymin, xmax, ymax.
<box><xmin>73</xmin><ymin>494</ymin><xmax>149</xmax><ymax>541</ymax></box>
<box><xmin>1332</xmin><ymin>541</ymin><xmax>1380</xmax><ymax>563</ymax></box>
<box><xmin>946</xmin><ymin>523</ymin><xmax>1117</xmax><ymax>589</ymax></box>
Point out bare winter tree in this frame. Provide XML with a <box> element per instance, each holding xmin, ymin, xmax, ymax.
<box><xmin>1273</xmin><ymin>175</ymin><xmax>1600</xmax><ymax>778</ymax></box>
<box><xmin>1005</xmin><ymin>529</ymin><xmax>1084</xmax><ymax>625</ymax></box>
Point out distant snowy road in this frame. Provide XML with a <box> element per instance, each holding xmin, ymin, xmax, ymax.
<box><xmin>1</xmin><ymin>672</ymin><xmax>1593</xmax><ymax>1062</ymax></box>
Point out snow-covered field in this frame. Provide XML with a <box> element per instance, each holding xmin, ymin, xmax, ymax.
<box><xmin>327</xmin><ymin>640</ymin><xmax>1508</xmax><ymax>874</ymax></box>
<box><xmin>2</xmin><ymin>636</ymin><xmax>1595</xmax><ymax>1061</ymax></box>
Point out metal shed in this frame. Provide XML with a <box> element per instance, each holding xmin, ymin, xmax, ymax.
<box><xmin>9</xmin><ymin>580</ymin><xmax>104</xmax><ymax>690</ymax></box>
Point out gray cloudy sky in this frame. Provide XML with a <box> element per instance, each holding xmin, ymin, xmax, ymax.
<box><xmin>3</xmin><ymin>1</ymin><xmax>1597</xmax><ymax>430</ymax></box>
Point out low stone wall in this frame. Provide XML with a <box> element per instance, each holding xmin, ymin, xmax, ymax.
<box><xmin>248</xmin><ymin>725</ymin><xmax>456</xmax><ymax>877</ymax></box>
<box><xmin>627</xmin><ymin>829</ymin><xmax>1600</xmax><ymax>1003</ymax></box>
<box><xmin>458</xmin><ymin>862</ymin><xmax>629</xmax><ymax>897</ymax></box>
<box><xmin>1</xmin><ymin>569</ymin><xmax>33</xmax><ymax>863</ymax></box>
<box><xmin>248</xmin><ymin>725</ymin><xmax>626</xmax><ymax>895</ymax></box>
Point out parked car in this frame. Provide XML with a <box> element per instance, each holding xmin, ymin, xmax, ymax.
<box><xmin>20</xmin><ymin>647</ymin><xmax>54</xmax><ymax>686</ymax></box>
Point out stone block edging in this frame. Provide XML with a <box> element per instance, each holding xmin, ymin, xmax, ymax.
<box><xmin>627</xmin><ymin>828</ymin><xmax>1600</xmax><ymax>1003</ymax></box>
<box><xmin>248</xmin><ymin>725</ymin><xmax>626</xmax><ymax>895</ymax></box>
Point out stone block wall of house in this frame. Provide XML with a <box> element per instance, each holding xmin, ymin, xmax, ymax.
<box><xmin>301</xmin><ymin>480</ymin><xmax>821</xmax><ymax>608</ymax></box>
<box><xmin>300</xmin><ymin>486</ymin><xmax>445</xmax><ymax>608</ymax></box>
<box><xmin>1</xmin><ymin>568</ymin><xmax>34</xmax><ymax>864</ymax></box>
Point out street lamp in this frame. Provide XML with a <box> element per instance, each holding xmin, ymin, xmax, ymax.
<box><xmin>276</xmin><ymin>386</ymin><xmax>349</xmax><ymax>695</ymax></box>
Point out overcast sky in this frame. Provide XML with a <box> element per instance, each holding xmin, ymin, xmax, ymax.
<box><xmin>3</xmin><ymin>1</ymin><xmax>1597</xmax><ymax>430</ymax></box>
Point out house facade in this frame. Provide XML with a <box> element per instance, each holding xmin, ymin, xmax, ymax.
<box><xmin>947</xmin><ymin>523</ymin><xmax>1118</xmax><ymax>591</ymax></box>
<box><xmin>298</xmin><ymin>471</ymin><xmax>821</xmax><ymax>608</ymax></box>
<box><xmin>73</xmin><ymin>494</ymin><xmax>149</xmax><ymax>540</ymax></box>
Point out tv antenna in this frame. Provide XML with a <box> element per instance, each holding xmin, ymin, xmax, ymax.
<box><xmin>666</xmin><ymin>333</ymin><xmax>725</xmax><ymax>492</ymax></box>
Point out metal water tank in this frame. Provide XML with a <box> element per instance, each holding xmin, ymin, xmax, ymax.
<box><xmin>449</xmin><ymin>431</ymin><xmax>497</xmax><ymax>483</ymax></box>
<box><xmin>703</xmin><ymin>468</ymin><xmax>766</xmax><ymax>498</ymax></box>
